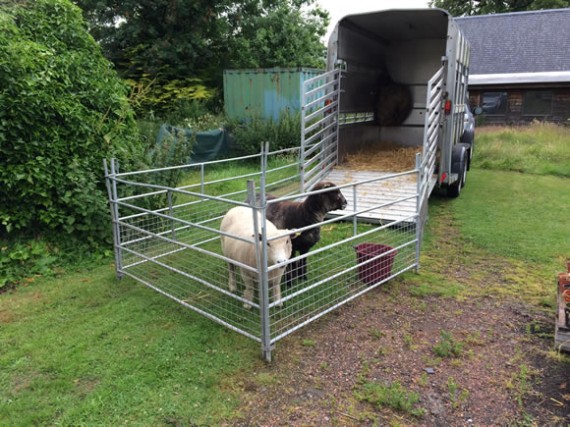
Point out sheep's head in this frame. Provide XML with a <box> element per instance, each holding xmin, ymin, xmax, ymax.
<box><xmin>256</xmin><ymin>230</ymin><xmax>294</xmax><ymax>266</ymax></box>
<box><xmin>313</xmin><ymin>181</ymin><xmax>347</xmax><ymax>212</ymax></box>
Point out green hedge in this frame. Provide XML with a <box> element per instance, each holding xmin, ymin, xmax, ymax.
<box><xmin>0</xmin><ymin>0</ymin><xmax>141</xmax><ymax>244</ymax></box>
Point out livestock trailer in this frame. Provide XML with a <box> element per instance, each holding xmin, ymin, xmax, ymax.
<box><xmin>301</xmin><ymin>8</ymin><xmax>472</xmax><ymax>225</ymax></box>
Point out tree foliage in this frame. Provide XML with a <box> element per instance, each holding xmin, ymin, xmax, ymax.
<box><xmin>430</xmin><ymin>0</ymin><xmax>570</xmax><ymax>16</ymax></box>
<box><xmin>0</xmin><ymin>0</ymin><xmax>141</xmax><ymax>244</ymax></box>
<box><xmin>73</xmin><ymin>0</ymin><xmax>329</xmax><ymax>115</ymax></box>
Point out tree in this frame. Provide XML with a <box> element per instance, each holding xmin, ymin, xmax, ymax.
<box><xmin>0</xmin><ymin>0</ymin><xmax>141</xmax><ymax>244</ymax></box>
<box><xmin>229</xmin><ymin>2</ymin><xmax>328</xmax><ymax>69</ymax></box>
<box><xmin>73</xmin><ymin>0</ymin><xmax>329</xmax><ymax>114</ymax></box>
<box><xmin>430</xmin><ymin>0</ymin><xmax>570</xmax><ymax>15</ymax></box>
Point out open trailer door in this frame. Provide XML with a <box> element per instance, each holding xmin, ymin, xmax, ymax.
<box><xmin>300</xmin><ymin>69</ymin><xmax>341</xmax><ymax>191</ymax></box>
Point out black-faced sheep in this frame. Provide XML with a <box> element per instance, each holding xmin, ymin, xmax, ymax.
<box><xmin>220</xmin><ymin>206</ymin><xmax>293</xmax><ymax>309</ymax></box>
<box><xmin>265</xmin><ymin>181</ymin><xmax>347</xmax><ymax>283</ymax></box>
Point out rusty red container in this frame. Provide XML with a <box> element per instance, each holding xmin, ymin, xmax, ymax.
<box><xmin>354</xmin><ymin>243</ymin><xmax>397</xmax><ymax>285</ymax></box>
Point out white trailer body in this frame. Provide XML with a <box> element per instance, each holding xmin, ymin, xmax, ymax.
<box><xmin>300</xmin><ymin>9</ymin><xmax>472</xmax><ymax>223</ymax></box>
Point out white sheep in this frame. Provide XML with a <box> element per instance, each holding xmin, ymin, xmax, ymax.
<box><xmin>220</xmin><ymin>206</ymin><xmax>293</xmax><ymax>309</ymax></box>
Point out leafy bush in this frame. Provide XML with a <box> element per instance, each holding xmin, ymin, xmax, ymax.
<box><xmin>0</xmin><ymin>0</ymin><xmax>141</xmax><ymax>243</ymax></box>
<box><xmin>135</xmin><ymin>122</ymin><xmax>196</xmax><ymax>209</ymax></box>
<box><xmin>127</xmin><ymin>77</ymin><xmax>216</xmax><ymax>118</ymax></box>
<box><xmin>0</xmin><ymin>240</ymin><xmax>56</xmax><ymax>291</ymax></box>
<box><xmin>226</xmin><ymin>111</ymin><xmax>301</xmax><ymax>156</ymax></box>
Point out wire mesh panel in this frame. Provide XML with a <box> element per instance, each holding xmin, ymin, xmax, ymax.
<box><xmin>105</xmin><ymin>147</ymin><xmax>422</xmax><ymax>361</ymax></box>
<box><xmin>105</xmin><ymin>151</ymin><xmax>303</xmax><ymax>343</ymax></box>
<box><xmin>265</xmin><ymin>176</ymin><xmax>418</xmax><ymax>348</ymax></box>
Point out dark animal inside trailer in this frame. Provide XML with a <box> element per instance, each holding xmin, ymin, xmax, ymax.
<box><xmin>375</xmin><ymin>73</ymin><xmax>414</xmax><ymax>127</ymax></box>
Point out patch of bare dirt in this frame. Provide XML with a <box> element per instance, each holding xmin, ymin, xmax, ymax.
<box><xmin>230</xmin><ymin>212</ymin><xmax>570</xmax><ymax>426</ymax></box>
<box><xmin>234</xmin><ymin>288</ymin><xmax>568</xmax><ymax>426</ymax></box>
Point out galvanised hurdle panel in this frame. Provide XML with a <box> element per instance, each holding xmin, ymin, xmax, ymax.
<box><xmin>105</xmin><ymin>146</ymin><xmax>422</xmax><ymax>361</ymax></box>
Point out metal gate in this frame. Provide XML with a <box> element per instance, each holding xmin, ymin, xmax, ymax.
<box><xmin>300</xmin><ymin>69</ymin><xmax>341</xmax><ymax>191</ymax></box>
<box><xmin>418</xmin><ymin>65</ymin><xmax>446</xmax><ymax>239</ymax></box>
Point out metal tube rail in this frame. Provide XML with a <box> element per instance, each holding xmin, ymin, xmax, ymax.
<box><xmin>112</xmin><ymin>152</ymin><xmax>262</xmax><ymax>178</ymax></box>
<box><xmin>303</xmin><ymin>122</ymin><xmax>337</xmax><ymax>148</ymax></box>
<box><xmin>120</xmin><ymin>270</ymin><xmax>262</xmax><ymax>342</ymax></box>
<box><xmin>271</xmin><ymin>233</ymin><xmax>417</xmax><ymax>308</ymax></box>
<box><xmin>113</xmin><ymin>177</ymin><xmax>250</xmax><ymax>206</ymax></box>
<box><xmin>270</xmin><ymin>264</ymin><xmax>418</xmax><ymax>345</ymax></box>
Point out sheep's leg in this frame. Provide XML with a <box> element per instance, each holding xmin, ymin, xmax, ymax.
<box><xmin>242</xmin><ymin>274</ymin><xmax>254</xmax><ymax>310</ymax></box>
<box><xmin>287</xmin><ymin>250</ymin><xmax>308</xmax><ymax>282</ymax></box>
<box><xmin>292</xmin><ymin>259</ymin><xmax>302</xmax><ymax>281</ymax></box>
<box><xmin>271</xmin><ymin>273</ymin><xmax>283</xmax><ymax>307</ymax></box>
<box><xmin>228</xmin><ymin>263</ymin><xmax>237</xmax><ymax>292</ymax></box>
<box><xmin>284</xmin><ymin>262</ymin><xmax>294</xmax><ymax>286</ymax></box>
<box><xmin>284</xmin><ymin>256</ymin><xmax>299</xmax><ymax>287</ymax></box>
<box><xmin>297</xmin><ymin>251</ymin><xmax>308</xmax><ymax>281</ymax></box>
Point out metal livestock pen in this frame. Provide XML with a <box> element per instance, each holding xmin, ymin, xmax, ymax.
<box><xmin>104</xmin><ymin>152</ymin><xmax>424</xmax><ymax>361</ymax></box>
<box><xmin>104</xmin><ymin>58</ymin><xmax>442</xmax><ymax>360</ymax></box>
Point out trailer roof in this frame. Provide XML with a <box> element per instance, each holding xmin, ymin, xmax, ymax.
<box><xmin>336</xmin><ymin>8</ymin><xmax>450</xmax><ymax>42</ymax></box>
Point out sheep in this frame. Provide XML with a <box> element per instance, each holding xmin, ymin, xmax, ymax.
<box><xmin>265</xmin><ymin>181</ymin><xmax>347</xmax><ymax>284</ymax></box>
<box><xmin>220</xmin><ymin>206</ymin><xmax>293</xmax><ymax>309</ymax></box>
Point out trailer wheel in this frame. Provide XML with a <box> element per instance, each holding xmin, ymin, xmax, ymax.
<box><xmin>447</xmin><ymin>145</ymin><xmax>467</xmax><ymax>198</ymax></box>
<box><xmin>465</xmin><ymin>141</ymin><xmax>474</xmax><ymax>171</ymax></box>
<box><xmin>458</xmin><ymin>143</ymin><xmax>471</xmax><ymax>185</ymax></box>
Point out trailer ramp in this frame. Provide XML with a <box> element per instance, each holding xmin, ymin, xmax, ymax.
<box><xmin>325</xmin><ymin>169</ymin><xmax>437</xmax><ymax>224</ymax></box>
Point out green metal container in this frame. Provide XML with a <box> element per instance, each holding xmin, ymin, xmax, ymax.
<box><xmin>223</xmin><ymin>67</ymin><xmax>323</xmax><ymax>120</ymax></box>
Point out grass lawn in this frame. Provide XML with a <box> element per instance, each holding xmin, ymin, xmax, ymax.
<box><xmin>0</xmin><ymin>265</ymin><xmax>258</xmax><ymax>425</ymax></box>
<box><xmin>453</xmin><ymin>169</ymin><xmax>569</xmax><ymax>269</ymax></box>
<box><xmin>1</xmin><ymin>123</ymin><xmax>569</xmax><ymax>425</ymax></box>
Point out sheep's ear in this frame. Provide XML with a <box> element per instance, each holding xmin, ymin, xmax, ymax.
<box><xmin>289</xmin><ymin>230</ymin><xmax>301</xmax><ymax>240</ymax></box>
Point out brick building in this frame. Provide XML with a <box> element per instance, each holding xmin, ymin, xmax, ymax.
<box><xmin>456</xmin><ymin>9</ymin><xmax>570</xmax><ymax>125</ymax></box>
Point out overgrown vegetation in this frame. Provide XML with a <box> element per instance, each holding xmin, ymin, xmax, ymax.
<box><xmin>74</xmin><ymin>0</ymin><xmax>329</xmax><ymax>116</ymax></box>
<box><xmin>473</xmin><ymin>122</ymin><xmax>570</xmax><ymax>177</ymax></box>
<box><xmin>0</xmin><ymin>0</ymin><xmax>140</xmax><ymax>240</ymax></box>
<box><xmin>0</xmin><ymin>241</ymin><xmax>57</xmax><ymax>290</ymax></box>
<box><xmin>226</xmin><ymin>111</ymin><xmax>302</xmax><ymax>156</ymax></box>
<box><xmin>0</xmin><ymin>1</ymin><xmax>205</xmax><ymax>292</ymax></box>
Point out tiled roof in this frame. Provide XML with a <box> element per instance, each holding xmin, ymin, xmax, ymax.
<box><xmin>456</xmin><ymin>8</ymin><xmax>570</xmax><ymax>75</ymax></box>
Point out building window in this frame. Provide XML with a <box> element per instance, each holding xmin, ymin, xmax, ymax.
<box><xmin>481</xmin><ymin>91</ymin><xmax>507</xmax><ymax>114</ymax></box>
<box><xmin>523</xmin><ymin>90</ymin><xmax>553</xmax><ymax>115</ymax></box>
